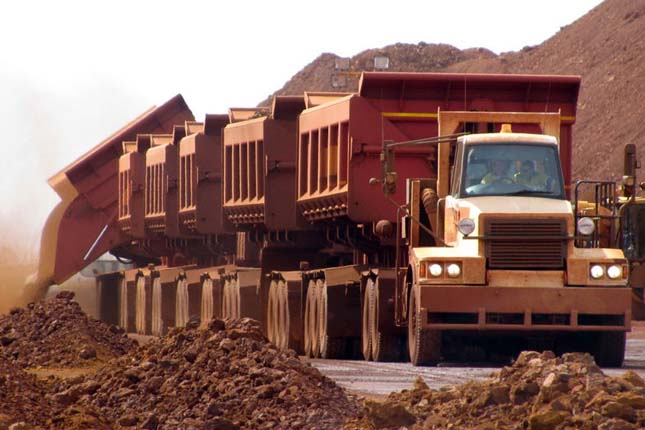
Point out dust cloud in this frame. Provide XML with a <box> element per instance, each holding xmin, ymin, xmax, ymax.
<box><xmin>0</xmin><ymin>243</ymin><xmax>37</xmax><ymax>314</ymax></box>
<box><xmin>0</xmin><ymin>70</ymin><xmax>151</xmax><ymax>314</ymax></box>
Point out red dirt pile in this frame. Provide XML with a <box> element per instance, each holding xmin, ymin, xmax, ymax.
<box><xmin>359</xmin><ymin>350</ymin><xmax>645</xmax><ymax>430</ymax></box>
<box><xmin>0</xmin><ymin>291</ymin><xmax>136</xmax><ymax>368</ymax></box>
<box><xmin>52</xmin><ymin>317</ymin><xmax>359</xmax><ymax>430</ymax></box>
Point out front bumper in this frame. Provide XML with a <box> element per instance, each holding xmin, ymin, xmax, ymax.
<box><xmin>419</xmin><ymin>285</ymin><xmax>631</xmax><ymax>331</ymax></box>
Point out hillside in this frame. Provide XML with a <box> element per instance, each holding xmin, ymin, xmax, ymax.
<box><xmin>266</xmin><ymin>0</ymin><xmax>645</xmax><ymax>183</ymax></box>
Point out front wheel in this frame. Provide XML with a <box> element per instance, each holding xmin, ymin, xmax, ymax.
<box><xmin>594</xmin><ymin>331</ymin><xmax>626</xmax><ymax>367</ymax></box>
<box><xmin>408</xmin><ymin>285</ymin><xmax>441</xmax><ymax>366</ymax></box>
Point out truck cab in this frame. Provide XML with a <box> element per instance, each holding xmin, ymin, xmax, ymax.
<box><xmin>406</xmin><ymin>124</ymin><xmax>631</xmax><ymax>367</ymax></box>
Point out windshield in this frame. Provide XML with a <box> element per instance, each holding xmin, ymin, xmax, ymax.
<box><xmin>459</xmin><ymin>143</ymin><xmax>565</xmax><ymax>199</ymax></box>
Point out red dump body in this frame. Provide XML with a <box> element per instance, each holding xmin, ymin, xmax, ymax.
<box><xmin>118</xmin><ymin>148</ymin><xmax>145</xmax><ymax>238</ymax></box>
<box><xmin>36</xmin><ymin>96</ymin><xmax>193</xmax><ymax>288</ymax></box>
<box><xmin>143</xmin><ymin>132</ymin><xmax>182</xmax><ymax>238</ymax></box>
<box><xmin>223</xmin><ymin>96</ymin><xmax>306</xmax><ymax>230</ymax></box>
<box><xmin>178</xmin><ymin>115</ymin><xmax>230</xmax><ymax>235</ymax></box>
<box><xmin>296</xmin><ymin>72</ymin><xmax>579</xmax><ymax>223</ymax></box>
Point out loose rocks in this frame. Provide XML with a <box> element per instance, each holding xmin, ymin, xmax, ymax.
<box><xmin>56</xmin><ymin>318</ymin><xmax>360</xmax><ymax>429</ymax></box>
<box><xmin>359</xmin><ymin>351</ymin><xmax>645</xmax><ymax>430</ymax></box>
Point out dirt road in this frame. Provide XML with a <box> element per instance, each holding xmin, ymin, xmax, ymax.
<box><xmin>310</xmin><ymin>326</ymin><xmax>645</xmax><ymax>398</ymax></box>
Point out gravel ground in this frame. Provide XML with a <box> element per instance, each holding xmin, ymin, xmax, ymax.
<box><xmin>310</xmin><ymin>324</ymin><xmax>645</xmax><ymax>398</ymax></box>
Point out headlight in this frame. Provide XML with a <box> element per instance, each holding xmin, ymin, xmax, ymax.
<box><xmin>446</xmin><ymin>263</ymin><xmax>461</xmax><ymax>278</ymax></box>
<box><xmin>590</xmin><ymin>264</ymin><xmax>604</xmax><ymax>279</ymax></box>
<box><xmin>577</xmin><ymin>217</ymin><xmax>595</xmax><ymax>236</ymax></box>
<box><xmin>458</xmin><ymin>218</ymin><xmax>476</xmax><ymax>236</ymax></box>
<box><xmin>607</xmin><ymin>265</ymin><xmax>622</xmax><ymax>279</ymax></box>
<box><xmin>429</xmin><ymin>263</ymin><xmax>443</xmax><ymax>277</ymax></box>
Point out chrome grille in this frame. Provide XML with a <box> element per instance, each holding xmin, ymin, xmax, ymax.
<box><xmin>485</xmin><ymin>219</ymin><xmax>566</xmax><ymax>269</ymax></box>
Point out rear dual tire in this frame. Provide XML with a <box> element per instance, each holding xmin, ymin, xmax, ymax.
<box><xmin>267</xmin><ymin>280</ymin><xmax>290</xmax><ymax>350</ymax></box>
<box><xmin>362</xmin><ymin>277</ymin><xmax>407</xmax><ymax>362</ymax></box>
<box><xmin>222</xmin><ymin>278</ymin><xmax>240</xmax><ymax>320</ymax></box>
<box><xmin>304</xmin><ymin>280</ymin><xmax>348</xmax><ymax>359</ymax></box>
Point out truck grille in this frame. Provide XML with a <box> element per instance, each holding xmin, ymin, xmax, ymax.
<box><xmin>485</xmin><ymin>219</ymin><xmax>566</xmax><ymax>269</ymax></box>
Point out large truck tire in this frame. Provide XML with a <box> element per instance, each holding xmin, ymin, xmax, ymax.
<box><xmin>593</xmin><ymin>331</ymin><xmax>626</xmax><ymax>367</ymax></box>
<box><xmin>408</xmin><ymin>285</ymin><xmax>441</xmax><ymax>366</ymax></box>
<box><xmin>372</xmin><ymin>277</ymin><xmax>406</xmax><ymax>362</ymax></box>
<box><xmin>318</xmin><ymin>280</ymin><xmax>348</xmax><ymax>359</ymax></box>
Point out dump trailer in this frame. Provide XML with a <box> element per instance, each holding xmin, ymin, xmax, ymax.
<box><xmin>31</xmin><ymin>72</ymin><xmax>633</xmax><ymax>366</ymax></box>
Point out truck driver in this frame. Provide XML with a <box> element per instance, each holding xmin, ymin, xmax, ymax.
<box><xmin>481</xmin><ymin>159</ymin><xmax>513</xmax><ymax>184</ymax></box>
<box><xmin>514</xmin><ymin>160</ymin><xmax>548</xmax><ymax>189</ymax></box>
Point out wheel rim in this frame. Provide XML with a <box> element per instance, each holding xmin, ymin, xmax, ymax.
<box><xmin>278</xmin><ymin>280</ymin><xmax>289</xmax><ymax>350</ymax></box>
<box><xmin>318</xmin><ymin>280</ymin><xmax>328</xmax><ymax>356</ymax></box>
<box><xmin>176</xmin><ymin>278</ymin><xmax>189</xmax><ymax>327</ymax></box>
<box><xmin>311</xmin><ymin>279</ymin><xmax>323</xmax><ymax>357</ymax></box>
<box><xmin>371</xmin><ymin>277</ymin><xmax>380</xmax><ymax>359</ymax></box>
<box><xmin>362</xmin><ymin>278</ymin><xmax>374</xmax><ymax>361</ymax></box>
<box><xmin>267</xmin><ymin>280</ymin><xmax>278</xmax><ymax>345</ymax></box>
<box><xmin>232</xmin><ymin>277</ymin><xmax>240</xmax><ymax>320</ymax></box>
<box><xmin>152</xmin><ymin>277</ymin><xmax>162</xmax><ymax>335</ymax></box>
<box><xmin>201</xmin><ymin>278</ymin><xmax>213</xmax><ymax>325</ymax></box>
<box><xmin>304</xmin><ymin>279</ymin><xmax>317</xmax><ymax>357</ymax></box>
<box><xmin>119</xmin><ymin>278</ymin><xmax>128</xmax><ymax>331</ymax></box>
<box><xmin>222</xmin><ymin>279</ymin><xmax>230</xmax><ymax>320</ymax></box>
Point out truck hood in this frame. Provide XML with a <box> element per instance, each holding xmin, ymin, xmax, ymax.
<box><xmin>462</xmin><ymin>196</ymin><xmax>573</xmax><ymax>217</ymax></box>
<box><xmin>445</xmin><ymin>196</ymin><xmax>573</xmax><ymax>251</ymax></box>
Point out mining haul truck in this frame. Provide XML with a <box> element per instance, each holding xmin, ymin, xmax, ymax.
<box><xmin>27</xmin><ymin>72</ymin><xmax>637</xmax><ymax>366</ymax></box>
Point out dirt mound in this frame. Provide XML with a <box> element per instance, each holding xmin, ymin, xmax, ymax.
<box><xmin>260</xmin><ymin>43</ymin><xmax>495</xmax><ymax>105</ymax></box>
<box><xmin>359</xmin><ymin>350</ymin><xmax>645</xmax><ymax>430</ymax></box>
<box><xmin>0</xmin><ymin>291</ymin><xmax>137</xmax><ymax>368</ymax></box>
<box><xmin>266</xmin><ymin>0</ymin><xmax>645</xmax><ymax>185</ymax></box>
<box><xmin>54</xmin><ymin>317</ymin><xmax>359</xmax><ymax>430</ymax></box>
